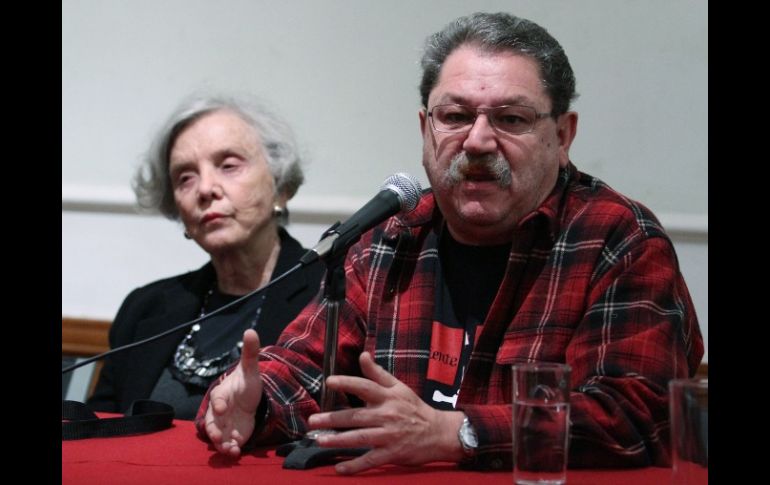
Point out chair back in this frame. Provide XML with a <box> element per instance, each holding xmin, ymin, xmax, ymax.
<box><xmin>62</xmin><ymin>317</ymin><xmax>111</xmax><ymax>401</ymax></box>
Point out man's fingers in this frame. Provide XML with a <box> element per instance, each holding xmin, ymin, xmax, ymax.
<box><xmin>335</xmin><ymin>448</ymin><xmax>393</xmax><ymax>475</ymax></box>
<box><xmin>315</xmin><ymin>426</ymin><xmax>388</xmax><ymax>449</ymax></box>
<box><xmin>205</xmin><ymin>419</ymin><xmax>223</xmax><ymax>443</ymax></box>
<box><xmin>210</xmin><ymin>393</ymin><xmax>229</xmax><ymax>415</ymax></box>
<box><xmin>308</xmin><ymin>406</ymin><xmax>377</xmax><ymax>430</ymax></box>
<box><xmin>200</xmin><ymin>333</ymin><xmax>261</xmax><ymax>458</ymax></box>
<box><xmin>206</xmin><ymin>416</ymin><xmax>246</xmax><ymax>457</ymax></box>
<box><xmin>358</xmin><ymin>352</ymin><xmax>399</xmax><ymax>387</ymax></box>
<box><xmin>323</xmin><ymin>353</ymin><xmax>401</xmax><ymax>403</ymax></box>
<box><xmin>325</xmin><ymin>374</ymin><xmax>387</xmax><ymax>403</ymax></box>
<box><xmin>239</xmin><ymin>329</ymin><xmax>262</xmax><ymax>376</ymax></box>
<box><xmin>220</xmin><ymin>439</ymin><xmax>242</xmax><ymax>456</ymax></box>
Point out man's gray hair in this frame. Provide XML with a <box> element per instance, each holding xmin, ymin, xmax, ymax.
<box><xmin>420</xmin><ymin>12</ymin><xmax>578</xmax><ymax>116</ymax></box>
<box><xmin>133</xmin><ymin>93</ymin><xmax>305</xmax><ymax>220</ymax></box>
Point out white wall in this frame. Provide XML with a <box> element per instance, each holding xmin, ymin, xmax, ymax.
<box><xmin>62</xmin><ymin>0</ymin><xmax>707</xmax><ymax>360</ymax></box>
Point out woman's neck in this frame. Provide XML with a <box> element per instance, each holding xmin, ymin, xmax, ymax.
<box><xmin>210</xmin><ymin>229</ymin><xmax>282</xmax><ymax>295</ymax></box>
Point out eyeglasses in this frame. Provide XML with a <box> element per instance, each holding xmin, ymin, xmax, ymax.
<box><xmin>427</xmin><ymin>104</ymin><xmax>552</xmax><ymax>135</ymax></box>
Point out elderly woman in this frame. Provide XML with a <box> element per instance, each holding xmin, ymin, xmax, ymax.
<box><xmin>87</xmin><ymin>94</ymin><xmax>324</xmax><ymax>420</ymax></box>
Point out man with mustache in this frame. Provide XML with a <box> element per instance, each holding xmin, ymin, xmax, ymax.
<box><xmin>196</xmin><ymin>12</ymin><xmax>703</xmax><ymax>474</ymax></box>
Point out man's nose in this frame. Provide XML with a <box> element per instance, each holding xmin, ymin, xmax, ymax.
<box><xmin>462</xmin><ymin>114</ymin><xmax>498</xmax><ymax>155</ymax></box>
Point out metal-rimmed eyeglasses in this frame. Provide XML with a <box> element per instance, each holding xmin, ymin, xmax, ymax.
<box><xmin>427</xmin><ymin>104</ymin><xmax>552</xmax><ymax>135</ymax></box>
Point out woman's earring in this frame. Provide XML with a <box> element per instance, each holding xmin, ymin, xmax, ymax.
<box><xmin>183</xmin><ymin>231</ymin><xmax>192</xmax><ymax>240</ymax></box>
<box><xmin>273</xmin><ymin>205</ymin><xmax>288</xmax><ymax>225</ymax></box>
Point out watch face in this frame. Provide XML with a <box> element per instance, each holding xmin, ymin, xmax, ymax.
<box><xmin>461</xmin><ymin>420</ymin><xmax>478</xmax><ymax>448</ymax></box>
<box><xmin>465</xmin><ymin>428</ymin><xmax>478</xmax><ymax>447</ymax></box>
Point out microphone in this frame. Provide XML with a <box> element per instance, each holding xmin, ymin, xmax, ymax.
<box><xmin>300</xmin><ymin>172</ymin><xmax>422</xmax><ymax>265</ymax></box>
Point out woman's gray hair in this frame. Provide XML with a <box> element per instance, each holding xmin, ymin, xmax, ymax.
<box><xmin>133</xmin><ymin>93</ymin><xmax>305</xmax><ymax>221</ymax></box>
<box><xmin>419</xmin><ymin>12</ymin><xmax>578</xmax><ymax>116</ymax></box>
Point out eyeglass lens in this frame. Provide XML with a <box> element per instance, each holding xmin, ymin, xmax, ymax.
<box><xmin>431</xmin><ymin>105</ymin><xmax>539</xmax><ymax>134</ymax></box>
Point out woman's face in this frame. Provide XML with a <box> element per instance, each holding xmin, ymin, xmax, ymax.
<box><xmin>168</xmin><ymin>110</ymin><xmax>281</xmax><ymax>256</ymax></box>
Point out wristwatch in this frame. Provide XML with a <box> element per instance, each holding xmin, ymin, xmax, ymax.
<box><xmin>457</xmin><ymin>415</ymin><xmax>479</xmax><ymax>457</ymax></box>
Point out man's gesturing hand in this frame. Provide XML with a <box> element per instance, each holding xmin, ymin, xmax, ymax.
<box><xmin>204</xmin><ymin>328</ymin><xmax>264</xmax><ymax>456</ymax></box>
<box><xmin>307</xmin><ymin>351</ymin><xmax>465</xmax><ymax>474</ymax></box>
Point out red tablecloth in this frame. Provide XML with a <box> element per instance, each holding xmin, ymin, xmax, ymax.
<box><xmin>62</xmin><ymin>416</ymin><xmax>682</xmax><ymax>485</ymax></box>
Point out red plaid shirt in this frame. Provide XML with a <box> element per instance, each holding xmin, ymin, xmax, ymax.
<box><xmin>196</xmin><ymin>163</ymin><xmax>703</xmax><ymax>470</ymax></box>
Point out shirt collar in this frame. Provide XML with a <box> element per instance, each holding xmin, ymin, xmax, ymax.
<box><xmin>516</xmin><ymin>162</ymin><xmax>576</xmax><ymax>241</ymax></box>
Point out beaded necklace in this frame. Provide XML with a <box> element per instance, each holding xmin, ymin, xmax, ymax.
<box><xmin>170</xmin><ymin>284</ymin><xmax>266</xmax><ymax>388</ymax></box>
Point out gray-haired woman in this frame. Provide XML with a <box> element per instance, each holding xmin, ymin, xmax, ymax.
<box><xmin>88</xmin><ymin>93</ymin><xmax>324</xmax><ymax>420</ymax></box>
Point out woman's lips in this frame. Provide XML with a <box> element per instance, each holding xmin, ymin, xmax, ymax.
<box><xmin>200</xmin><ymin>212</ymin><xmax>225</xmax><ymax>224</ymax></box>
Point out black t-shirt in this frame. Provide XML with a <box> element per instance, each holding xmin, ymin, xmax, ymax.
<box><xmin>423</xmin><ymin>229</ymin><xmax>511</xmax><ymax>410</ymax></box>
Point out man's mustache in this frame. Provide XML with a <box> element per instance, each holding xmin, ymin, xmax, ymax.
<box><xmin>444</xmin><ymin>152</ymin><xmax>512</xmax><ymax>188</ymax></box>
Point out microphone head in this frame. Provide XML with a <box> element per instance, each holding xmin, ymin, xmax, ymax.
<box><xmin>380</xmin><ymin>173</ymin><xmax>422</xmax><ymax>212</ymax></box>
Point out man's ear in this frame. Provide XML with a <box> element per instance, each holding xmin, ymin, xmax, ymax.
<box><xmin>555</xmin><ymin>111</ymin><xmax>578</xmax><ymax>168</ymax></box>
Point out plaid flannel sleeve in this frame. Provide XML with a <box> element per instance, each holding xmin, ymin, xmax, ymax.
<box><xmin>461</xmin><ymin>233</ymin><xmax>702</xmax><ymax>469</ymax></box>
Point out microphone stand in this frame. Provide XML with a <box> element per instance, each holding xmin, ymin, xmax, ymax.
<box><xmin>276</xmin><ymin>232</ymin><xmax>369</xmax><ymax>469</ymax></box>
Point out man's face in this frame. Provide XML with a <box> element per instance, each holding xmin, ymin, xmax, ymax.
<box><xmin>420</xmin><ymin>46</ymin><xmax>576</xmax><ymax>245</ymax></box>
